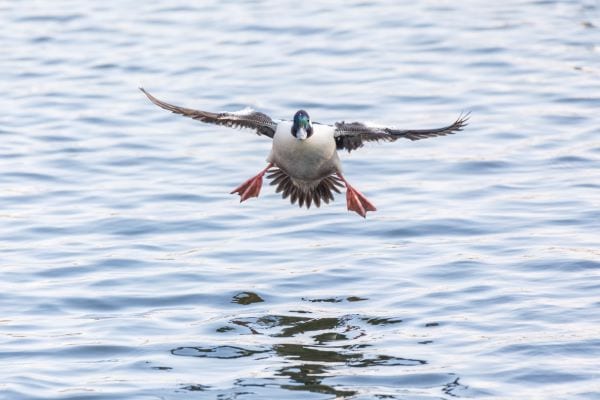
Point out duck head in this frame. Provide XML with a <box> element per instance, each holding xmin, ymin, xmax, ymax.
<box><xmin>291</xmin><ymin>110</ymin><xmax>313</xmax><ymax>140</ymax></box>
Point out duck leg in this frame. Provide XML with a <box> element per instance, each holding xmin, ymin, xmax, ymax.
<box><xmin>336</xmin><ymin>172</ymin><xmax>377</xmax><ymax>218</ymax></box>
<box><xmin>231</xmin><ymin>163</ymin><xmax>274</xmax><ymax>202</ymax></box>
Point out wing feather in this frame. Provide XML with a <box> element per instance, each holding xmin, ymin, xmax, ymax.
<box><xmin>333</xmin><ymin>113</ymin><xmax>469</xmax><ymax>152</ymax></box>
<box><xmin>140</xmin><ymin>88</ymin><xmax>277</xmax><ymax>138</ymax></box>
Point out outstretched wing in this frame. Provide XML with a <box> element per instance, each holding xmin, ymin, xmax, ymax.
<box><xmin>333</xmin><ymin>113</ymin><xmax>469</xmax><ymax>152</ymax></box>
<box><xmin>140</xmin><ymin>88</ymin><xmax>277</xmax><ymax>138</ymax></box>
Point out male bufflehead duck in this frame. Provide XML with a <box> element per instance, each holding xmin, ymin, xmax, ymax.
<box><xmin>141</xmin><ymin>88</ymin><xmax>468</xmax><ymax>217</ymax></box>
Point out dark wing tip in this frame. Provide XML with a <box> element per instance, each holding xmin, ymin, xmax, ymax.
<box><xmin>139</xmin><ymin>87</ymin><xmax>164</xmax><ymax>108</ymax></box>
<box><xmin>139</xmin><ymin>87</ymin><xmax>160</xmax><ymax>105</ymax></box>
<box><xmin>139</xmin><ymin>87</ymin><xmax>209</xmax><ymax>118</ymax></box>
<box><xmin>454</xmin><ymin>111</ymin><xmax>471</xmax><ymax>130</ymax></box>
<box><xmin>139</xmin><ymin>86</ymin><xmax>151</xmax><ymax>98</ymax></box>
<box><xmin>443</xmin><ymin>111</ymin><xmax>470</xmax><ymax>136</ymax></box>
<box><xmin>395</xmin><ymin>111</ymin><xmax>471</xmax><ymax>141</ymax></box>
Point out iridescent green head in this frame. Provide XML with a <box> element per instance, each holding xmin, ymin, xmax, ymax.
<box><xmin>291</xmin><ymin>110</ymin><xmax>313</xmax><ymax>140</ymax></box>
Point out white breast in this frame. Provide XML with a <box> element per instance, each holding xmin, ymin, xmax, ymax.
<box><xmin>268</xmin><ymin>121</ymin><xmax>340</xmax><ymax>182</ymax></box>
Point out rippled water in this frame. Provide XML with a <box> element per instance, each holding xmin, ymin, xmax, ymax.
<box><xmin>2</xmin><ymin>1</ymin><xmax>600</xmax><ymax>399</ymax></box>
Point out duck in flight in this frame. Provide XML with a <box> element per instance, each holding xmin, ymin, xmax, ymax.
<box><xmin>141</xmin><ymin>88</ymin><xmax>468</xmax><ymax>217</ymax></box>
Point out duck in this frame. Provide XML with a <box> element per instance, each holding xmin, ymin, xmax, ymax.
<box><xmin>140</xmin><ymin>88</ymin><xmax>468</xmax><ymax>217</ymax></box>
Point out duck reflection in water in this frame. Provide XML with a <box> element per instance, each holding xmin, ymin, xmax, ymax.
<box><xmin>171</xmin><ymin>308</ymin><xmax>454</xmax><ymax>398</ymax></box>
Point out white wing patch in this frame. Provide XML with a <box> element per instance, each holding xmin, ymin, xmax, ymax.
<box><xmin>228</xmin><ymin>107</ymin><xmax>256</xmax><ymax>116</ymax></box>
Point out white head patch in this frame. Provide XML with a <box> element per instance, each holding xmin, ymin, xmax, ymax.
<box><xmin>296</xmin><ymin>127</ymin><xmax>308</xmax><ymax>140</ymax></box>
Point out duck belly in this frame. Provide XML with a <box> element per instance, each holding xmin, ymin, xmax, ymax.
<box><xmin>268</xmin><ymin>123</ymin><xmax>340</xmax><ymax>183</ymax></box>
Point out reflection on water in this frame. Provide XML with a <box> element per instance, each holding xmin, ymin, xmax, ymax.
<box><xmin>173</xmin><ymin>304</ymin><xmax>432</xmax><ymax>398</ymax></box>
<box><xmin>277</xmin><ymin>363</ymin><xmax>357</xmax><ymax>398</ymax></box>
<box><xmin>443</xmin><ymin>378</ymin><xmax>469</xmax><ymax>398</ymax></box>
<box><xmin>232</xmin><ymin>291</ymin><xmax>265</xmax><ymax>305</ymax></box>
<box><xmin>171</xmin><ymin>345</ymin><xmax>268</xmax><ymax>359</ymax></box>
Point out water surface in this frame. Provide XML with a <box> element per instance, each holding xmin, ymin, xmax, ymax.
<box><xmin>1</xmin><ymin>1</ymin><xmax>599</xmax><ymax>399</ymax></box>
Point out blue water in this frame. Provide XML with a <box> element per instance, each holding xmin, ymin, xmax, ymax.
<box><xmin>1</xmin><ymin>1</ymin><xmax>599</xmax><ymax>399</ymax></box>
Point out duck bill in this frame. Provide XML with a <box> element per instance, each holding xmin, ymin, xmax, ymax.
<box><xmin>296</xmin><ymin>128</ymin><xmax>308</xmax><ymax>140</ymax></box>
